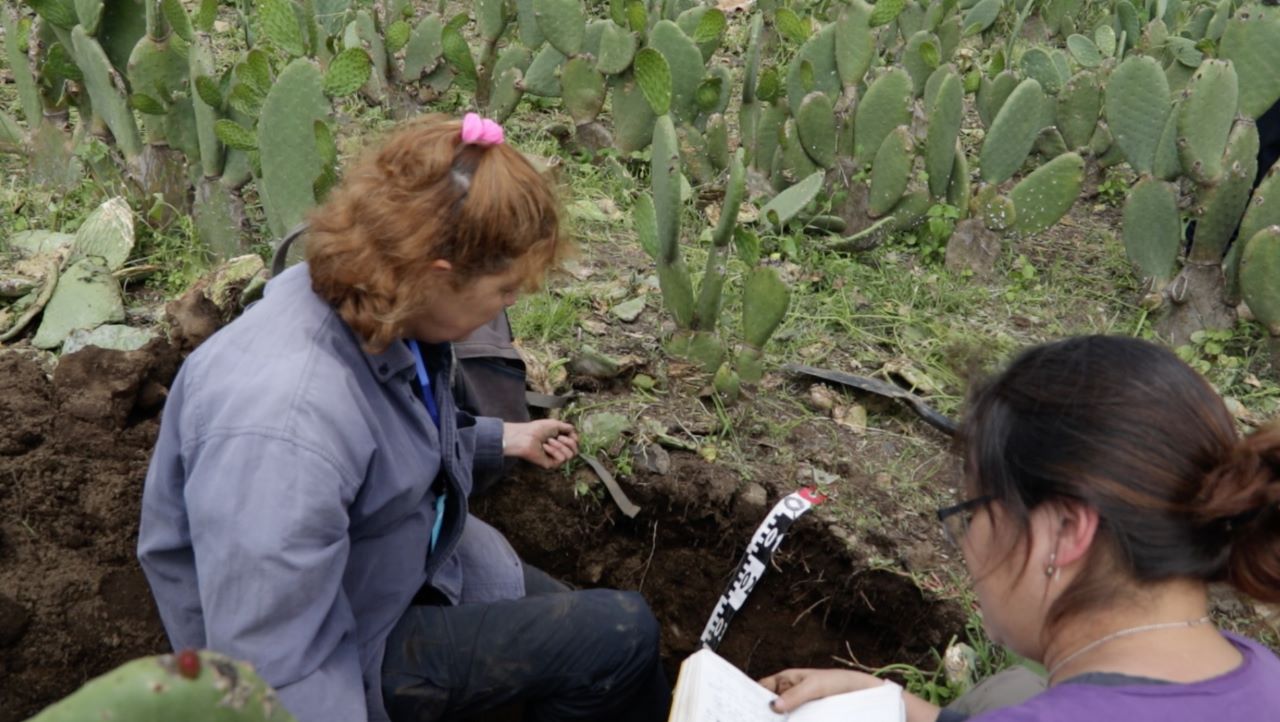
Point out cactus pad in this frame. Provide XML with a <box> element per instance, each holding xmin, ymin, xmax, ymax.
<box><xmin>741</xmin><ymin>265</ymin><xmax>791</xmax><ymax>352</ymax></box>
<box><xmin>1219</xmin><ymin>8</ymin><xmax>1280</xmax><ymax>119</ymax></box>
<box><xmin>977</xmin><ymin>71</ymin><xmax>1019</xmax><ymax>129</ymax></box>
<box><xmin>403</xmin><ymin>16</ymin><xmax>444</xmax><ymax>80</ymax></box>
<box><xmin>1008</xmin><ymin>152</ymin><xmax>1083</xmax><ymax>236</ymax></box>
<box><xmin>1021</xmin><ymin>47</ymin><xmax>1063</xmax><ymax>95</ymax></box>
<box><xmin>976</xmin><ymin>185</ymin><xmax>1017</xmax><ymax>232</ymax></box>
<box><xmin>612</xmin><ymin>73</ymin><xmax>656</xmax><ymax>152</ymax></box>
<box><xmin>534</xmin><ymin>0</ymin><xmax>585</xmax><ymax>56</ymax></box>
<box><xmin>1066</xmin><ymin>34</ymin><xmax>1102</xmax><ymax>68</ymax></box>
<box><xmin>962</xmin><ymin>0</ymin><xmax>1001</xmax><ymax>35</ymax></box>
<box><xmin>1188</xmin><ymin>120</ymin><xmax>1258</xmax><ymax>263</ymax></box>
<box><xmin>489</xmin><ymin>67</ymin><xmax>525</xmax><ymax>124</ymax></box>
<box><xmin>71</xmin><ymin>25</ymin><xmax>142</xmax><ymax>159</ymax></box>
<box><xmin>1240</xmin><ymin>165</ymin><xmax>1280</xmax><ymax>247</ymax></box>
<box><xmin>1104</xmin><ymin>55</ymin><xmax>1170</xmax><ymax>174</ymax></box>
<box><xmin>903</xmin><ymin>31</ymin><xmax>942</xmax><ymax>97</ymax></box>
<box><xmin>1240</xmin><ymin>226</ymin><xmax>1280</xmax><ymax>335</ymax></box>
<box><xmin>760</xmin><ymin>170</ymin><xmax>824</xmax><ymax>229</ymax></box>
<box><xmin>28</xmin><ymin>650</ymin><xmax>296</xmax><ymax>722</ymax></box>
<box><xmin>979</xmin><ymin>79</ymin><xmax>1047</xmax><ymax>184</ymax></box>
<box><xmin>652</xmin><ymin>114</ymin><xmax>682</xmax><ymax>263</ymax></box>
<box><xmin>595</xmin><ymin>20</ymin><xmax>636</xmax><ymax>75</ymax></box>
<box><xmin>796</xmin><ymin>91</ymin><xmax>837</xmax><ymax>168</ymax></box>
<box><xmin>1122</xmin><ymin>177</ymin><xmax>1182</xmax><ymax>282</ymax></box>
<box><xmin>649</xmin><ymin>20</ymin><xmax>703</xmax><ymax>121</ymax></box>
<box><xmin>324</xmin><ymin>48</ymin><xmax>372</xmax><ymax>97</ymax></box>
<box><xmin>257</xmin><ymin>58</ymin><xmax>329</xmax><ymax>239</ymax></box>
<box><xmin>925</xmin><ymin>71</ymin><xmax>963</xmax><ymax>199</ymax></box>
<box><xmin>834</xmin><ymin>2</ymin><xmax>873</xmax><ymax>87</ymax></box>
<box><xmin>561</xmin><ymin>57</ymin><xmax>605</xmax><ymax>124</ymax></box>
<box><xmin>1176</xmin><ymin>59</ymin><xmax>1239</xmax><ymax>184</ymax></box>
<box><xmin>1056</xmin><ymin>71</ymin><xmax>1101</xmax><ymax>151</ymax></box>
<box><xmin>854</xmin><ymin>68</ymin><xmax>912</xmax><ymax>163</ymax></box>
<box><xmin>869</xmin><ymin>127</ymin><xmax>914</xmax><ymax>218</ymax></box>
<box><xmin>785</xmin><ymin>24</ymin><xmax>840</xmax><ymax>116</ymax></box>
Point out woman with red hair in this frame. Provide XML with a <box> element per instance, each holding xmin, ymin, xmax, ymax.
<box><xmin>139</xmin><ymin>114</ymin><xmax>669</xmax><ymax>722</ymax></box>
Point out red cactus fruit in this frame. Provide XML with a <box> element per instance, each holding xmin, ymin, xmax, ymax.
<box><xmin>176</xmin><ymin>649</ymin><xmax>201</xmax><ymax>680</ymax></box>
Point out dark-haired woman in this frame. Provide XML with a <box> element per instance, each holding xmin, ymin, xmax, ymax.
<box><xmin>762</xmin><ymin>335</ymin><xmax>1280</xmax><ymax>722</ymax></box>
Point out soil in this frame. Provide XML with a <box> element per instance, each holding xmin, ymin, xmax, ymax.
<box><xmin>0</xmin><ymin>342</ymin><xmax>180</xmax><ymax>722</ymax></box>
<box><xmin>0</xmin><ymin>337</ymin><xmax>964</xmax><ymax>721</ymax></box>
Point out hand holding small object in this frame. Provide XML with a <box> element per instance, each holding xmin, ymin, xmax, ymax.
<box><xmin>502</xmin><ymin>420</ymin><xmax>579</xmax><ymax>469</ymax></box>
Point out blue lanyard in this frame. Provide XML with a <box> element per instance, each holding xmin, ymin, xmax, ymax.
<box><xmin>407</xmin><ymin>339</ymin><xmax>447</xmax><ymax>552</ymax></box>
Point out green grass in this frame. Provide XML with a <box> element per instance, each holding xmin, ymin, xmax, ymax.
<box><xmin>510</xmin><ymin>286</ymin><xmax>589</xmax><ymax>346</ymax></box>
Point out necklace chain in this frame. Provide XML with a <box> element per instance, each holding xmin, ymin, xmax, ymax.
<box><xmin>1046</xmin><ymin>616</ymin><xmax>1212</xmax><ymax>681</ymax></box>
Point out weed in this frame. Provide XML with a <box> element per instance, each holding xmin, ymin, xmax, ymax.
<box><xmin>896</xmin><ymin>203</ymin><xmax>961</xmax><ymax>265</ymax></box>
<box><xmin>134</xmin><ymin>210</ymin><xmax>213</xmax><ymax>295</ymax></box>
<box><xmin>1095</xmin><ymin>168</ymin><xmax>1130</xmax><ymax>207</ymax></box>
<box><xmin>510</xmin><ymin>288</ymin><xmax>587</xmax><ymax>346</ymax></box>
<box><xmin>858</xmin><ymin>611</ymin><xmax>1029</xmax><ymax>707</ymax></box>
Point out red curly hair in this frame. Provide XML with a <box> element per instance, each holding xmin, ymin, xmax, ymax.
<box><xmin>306</xmin><ymin>114</ymin><xmax>568</xmax><ymax>352</ymax></box>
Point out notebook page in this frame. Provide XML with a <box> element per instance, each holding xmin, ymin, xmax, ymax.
<box><xmin>673</xmin><ymin>649</ymin><xmax>784</xmax><ymax>722</ymax></box>
<box><xmin>789</xmin><ymin>680</ymin><xmax>906</xmax><ymax>722</ymax></box>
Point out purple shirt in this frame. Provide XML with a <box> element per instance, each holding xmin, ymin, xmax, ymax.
<box><xmin>138</xmin><ymin>264</ymin><xmax>521</xmax><ymax>722</ymax></box>
<box><xmin>971</xmin><ymin>632</ymin><xmax>1280</xmax><ymax>722</ymax></box>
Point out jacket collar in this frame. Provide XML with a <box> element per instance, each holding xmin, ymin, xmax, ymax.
<box><xmin>362</xmin><ymin>340</ymin><xmax>417</xmax><ymax>384</ymax></box>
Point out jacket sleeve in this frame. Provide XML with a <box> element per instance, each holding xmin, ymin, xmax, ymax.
<box><xmin>183</xmin><ymin>431</ymin><xmax>367</xmax><ymax>722</ymax></box>
<box><xmin>456</xmin><ymin>413</ymin><xmax>505</xmax><ymax>490</ymax></box>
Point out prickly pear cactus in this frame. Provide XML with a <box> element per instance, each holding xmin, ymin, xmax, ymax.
<box><xmin>28</xmin><ymin>649</ymin><xmax>296</xmax><ymax>721</ymax></box>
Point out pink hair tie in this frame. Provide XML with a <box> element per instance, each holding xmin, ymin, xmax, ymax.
<box><xmin>460</xmin><ymin>112</ymin><xmax>505</xmax><ymax>146</ymax></box>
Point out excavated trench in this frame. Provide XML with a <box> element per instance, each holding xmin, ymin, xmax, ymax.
<box><xmin>476</xmin><ymin>458</ymin><xmax>965</xmax><ymax>685</ymax></box>
<box><xmin>0</xmin><ymin>342</ymin><xmax>964</xmax><ymax>721</ymax></box>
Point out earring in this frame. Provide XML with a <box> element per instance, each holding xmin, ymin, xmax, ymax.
<box><xmin>1044</xmin><ymin>552</ymin><xmax>1057</xmax><ymax>578</ymax></box>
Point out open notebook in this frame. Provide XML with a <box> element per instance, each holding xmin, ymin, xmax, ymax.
<box><xmin>669</xmin><ymin>647</ymin><xmax>906</xmax><ymax>722</ymax></box>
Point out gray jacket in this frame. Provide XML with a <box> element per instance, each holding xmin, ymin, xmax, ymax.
<box><xmin>138</xmin><ymin>264</ymin><xmax>524</xmax><ymax>722</ymax></box>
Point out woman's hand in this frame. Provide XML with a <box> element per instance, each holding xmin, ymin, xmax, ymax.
<box><xmin>502</xmin><ymin>420</ymin><xmax>579</xmax><ymax>468</ymax></box>
<box><xmin>758</xmin><ymin>668</ymin><xmax>883</xmax><ymax>713</ymax></box>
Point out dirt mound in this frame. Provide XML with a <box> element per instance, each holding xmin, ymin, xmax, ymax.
<box><xmin>0</xmin><ymin>343</ymin><xmax>179</xmax><ymax>722</ymax></box>
<box><xmin>0</xmin><ymin>341</ymin><xmax>963</xmax><ymax>721</ymax></box>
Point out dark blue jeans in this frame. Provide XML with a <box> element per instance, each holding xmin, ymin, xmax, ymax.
<box><xmin>382</xmin><ymin>566</ymin><xmax>670</xmax><ymax>722</ymax></box>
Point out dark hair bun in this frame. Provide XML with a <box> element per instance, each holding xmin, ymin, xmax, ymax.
<box><xmin>1212</xmin><ymin>425</ymin><xmax>1280</xmax><ymax>602</ymax></box>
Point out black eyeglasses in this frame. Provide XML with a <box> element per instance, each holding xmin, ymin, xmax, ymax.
<box><xmin>936</xmin><ymin>495</ymin><xmax>993</xmax><ymax>548</ymax></box>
